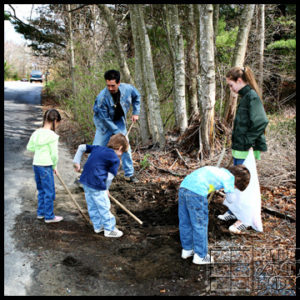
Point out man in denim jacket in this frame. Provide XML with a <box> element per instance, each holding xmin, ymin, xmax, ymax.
<box><xmin>93</xmin><ymin>70</ymin><xmax>140</xmax><ymax>182</ymax></box>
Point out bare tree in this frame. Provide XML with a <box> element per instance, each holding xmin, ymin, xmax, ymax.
<box><xmin>223</xmin><ymin>4</ymin><xmax>255</xmax><ymax>126</ymax></box>
<box><xmin>164</xmin><ymin>5</ymin><xmax>188</xmax><ymax>134</ymax></box>
<box><xmin>185</xmin><ymin>4</ymin><xmax>199</xmax><ymax>117</ymax></box>
<box><xmin>129</xmin><ymin>5</ymin><xmax>151</xmax><ymax>145</ymax></box>
<box><xmin>197</xmin><ymin>4</ymin><xmax>216</xmax><ymax>158</ymax></box>
<box><xmin>132</xmin><ymin>5</ymin><xmax>165</xmax><ymax>148</ymax></box>
<box><xmin>258</xmin><ymin>4</ymin><xmax>265</xmax><ymax>95</ymax></box>
<box><xmin>67</xmin><ymin>4</ymin><xmax>76</xmax><ymax>95</ymax></box>
<box><xmin>98</xmin><ymin>4</ymin><xmax>133</xmax><ymax>85</ymax></box>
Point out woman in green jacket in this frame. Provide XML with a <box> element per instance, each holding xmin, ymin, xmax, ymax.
<box><xmin>218</xmin><ymin>66</ymin><xmax>269</xmax><ymax>233</ymax></box>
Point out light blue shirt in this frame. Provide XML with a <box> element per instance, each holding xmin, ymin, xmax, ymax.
<box><xmin>180</xmin><ymin>166</ymin><xmax>235</xmax><ymax>197</ymax></box>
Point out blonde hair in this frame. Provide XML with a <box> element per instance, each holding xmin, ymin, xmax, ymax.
<box><xmin>107</xmin><ymin>133</ymin><xmax>129</xmax><ymax>153</ymax></box>
<box><xmin>226</xmin><ymin>66</ymin><xmax>262</xmax><ymax>100</ymax></box>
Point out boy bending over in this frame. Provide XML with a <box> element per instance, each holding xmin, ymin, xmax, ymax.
<box><xmin>178</xmin><ymin>165</ymin><xmax>250</xmax><ymax>264</ymax></box>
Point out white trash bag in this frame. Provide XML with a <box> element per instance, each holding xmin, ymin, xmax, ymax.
<box><xmin>223</xmin><ymin>149</ymin><xmax>263</xmax><ymax>232</ymax></box>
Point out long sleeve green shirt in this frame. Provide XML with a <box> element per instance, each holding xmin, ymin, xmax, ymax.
<box><xmin>26</xmin><ymin>128</ymin><xmax>59</xmax><ymax>170</ymax></box>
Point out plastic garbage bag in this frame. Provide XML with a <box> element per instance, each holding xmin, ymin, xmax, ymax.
<box><xmin>223</xmin><ymin>149</ymin><xmax>263</xmax><ymax>232</ymax></box>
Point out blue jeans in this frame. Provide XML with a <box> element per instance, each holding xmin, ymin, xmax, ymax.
<box><xmin>233</xmin><ymin>158</ymin><xmax>245</xmax><ymax>166</ymax></box>
<box><xmin>178</xmin><ymin>188</ymin><xmax>208</xmax><ymax>258</ymax></box>
<box><xmin>83</xmin><ymin>184</ymin><xmax>116</xmax><ymax>232</ymax></box>
<box><xmin>93</xmin><ymin>118</ymin><xmax>134</xmax><ymax>177</ymax></box>
<box><xmin>33</xmin><ymin>165</ymin><xmax>55</xmax><ymax>220</ymax></box>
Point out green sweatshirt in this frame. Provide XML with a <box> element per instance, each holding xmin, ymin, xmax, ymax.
<box><xmin>26</xmin><ymin>128</ymin><xmax>59</xmax><ymax>170</ymax></box>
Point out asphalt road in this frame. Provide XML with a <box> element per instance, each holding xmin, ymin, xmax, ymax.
<box><xmin>4</xmin><ymin>81</ymin><xmax>43</xmax><ymax>295</ymax></box>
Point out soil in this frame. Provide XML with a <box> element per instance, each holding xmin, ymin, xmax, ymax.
<box><xmin>12</xmin><ymin>93</ymin><xmax>296</xmax><ymax>296</ymax></box>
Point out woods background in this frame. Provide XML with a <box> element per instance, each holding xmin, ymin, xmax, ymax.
<box><xmin>5</xmin><ymin>4</ymin><xmax>296</xmax><ymax>166</ymax></box>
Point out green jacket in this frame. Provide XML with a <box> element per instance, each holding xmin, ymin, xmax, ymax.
<box><xmin>232</xmin><ymin>85</ymin><xmax>268</xmax><ymax>152</ymax></box>
<box><xmin>26</xmin><ymin>128</ymin><xmax>59</xmax><ymax>170</ymax></box>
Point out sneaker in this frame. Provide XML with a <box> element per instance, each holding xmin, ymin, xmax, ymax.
<box><xmin>104</xmin><ymin>228</ymin><xmax>123</xmax><ymax>238</ymax></box>
<box><xmin>37</xmin><ymin>216</ymin><xmax>44</xmax><ymax>220</ymax></box>
<box><xmin>128</xmin><ymin>176</ymin><xmax>139</xmax><ymax>183</ymax></box>
<box><xmin>45</xmin><ymin>216</ymin><xmax>64</xmax><ymax>223</ymax></box>
<box><xmin>181</xmin><ymin>249</ymin><xmax>194</xmax><ymax>259</ymax></box>
<box><xmin>229</xmin><ymin>221</ymin><xmax>249</xmax><ymax>234</ymax></box>
<box><xmin>217</xmin><ymin>211</ymin><xmax>237</xmax><ymax>221</ymax></box>
<box><xmin>193</xmin><ymin>253</ymin><xmax>214</xmax><ymax>265</ymax></box>
<box><xmin>94</xmin><ymin>226</ymin><xmax>104</xmax><ymax>234</ymax></box>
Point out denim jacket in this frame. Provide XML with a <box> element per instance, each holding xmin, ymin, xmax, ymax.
<box><xmin>93</xmin><ymin>83</ymin><xmax>140</xmax><ymax>135</ymax></box>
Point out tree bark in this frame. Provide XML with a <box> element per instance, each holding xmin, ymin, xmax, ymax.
<box><xmin>258</xmin><ymin>4</ymin><xmax>265</xmax><ymax>97</ymax></box>
<box><xmin>223</xmin><ymin>4</ymin><xmax>255</xmax><ymax>126</ymax></box>
<box><xmin>67</xmin><ymin>4</ymin><xmax>76</xmax><ymax>95</ymax></box>
<box><xmin>185</xmin><ymin>4</ymin><xmax>199</xmax><ymax>118</ymax></box>
<box><xmin>165</xmin><ymin>5</ymin><xmax>188</xmax><ymax>134</ymax></box>
<box><xmin>133</xmin><ymin>5</ymin><xmax>165</xmax><ymax>148</ymax></box>
<box><xmin>198</xmin><ymin>4</ymin><xmax>216</xmax><ymax>158</ymax></box>
<box><xmin>129</xmin><ymin>5</ymin><xmax>151</xmax><ymax>145</ymax></box>
<box><xmin>98</xmin><ymin>4</ymin><xmax>133</xmax><ymax>85</ymax></box>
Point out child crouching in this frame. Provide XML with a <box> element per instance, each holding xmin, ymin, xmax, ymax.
<box><xmin>178</xmin><ymin>165</ymin><xmax>250</xmax><ymax>264</ymax></box>
<box><xmin>73</xmin><ymin>133</ymin><xmax>129</xmax><ymax>237</ymax></box>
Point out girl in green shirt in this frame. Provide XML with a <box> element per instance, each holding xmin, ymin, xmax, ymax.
<box><xmin>27</xmin><ymin>109</ymin><xmax>63</xmax><ymax>223</ymax></box>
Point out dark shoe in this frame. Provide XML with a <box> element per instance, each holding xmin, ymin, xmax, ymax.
<box><xmin>129</xmin><ymin>176</ymin><xmax>139</xmax><ymax>183</ymax></box>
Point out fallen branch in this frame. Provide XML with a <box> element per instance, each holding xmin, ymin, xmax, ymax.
<box><xmin>262</xmin><ymin>206</ymin><xmax>295</xmax><ymax>223</ymax></box>
<box><xmin>174</xmin><ymin>148</ymin><xmax>190</xmax><ymax>169</ymax></box>
<box><xmin>149</xmin><ymin>161</ymin><xmax>185</xmax><ymax>177</ymax></box>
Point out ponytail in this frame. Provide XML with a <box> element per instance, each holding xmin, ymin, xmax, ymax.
<box><xmin>226</xmin><ymin>66</ymin><xmax>262</xmax><ymax>101</ymax></box>
<box><xmin>43</xmin><ymin>109</ymin><xmax>61</xmax><ymax>132</ymax></box>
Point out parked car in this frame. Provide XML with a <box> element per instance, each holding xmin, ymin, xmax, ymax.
<box><xmin>21</xmin><ymin>78</ymin><xmax>28</xmax><ymax>82</ymax></box>
<box><xmin>30</xmin><ymin>70</ymin><xmax>43</xmax><ymax>83</ymax></box>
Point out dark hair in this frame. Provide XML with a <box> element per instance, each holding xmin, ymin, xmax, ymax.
<box><xmin>226</xmin><ymin>165</ymin><xmax>250</xmax><ymax>191</ymax></box>
<box><xmin>226</xmin><ymin>66</ymin><xmax>262</xmax><ymax>100</ymax></box>
<box><xmin>104</xmin><ymin>70</ymin><xmax>120</xmax><ymax>84</ymax></box>
<box><xmin>107</xmin><ymin>133</ymin><xmax>129</xmax><ymax>152</ymax></box>
<box><xmin>43</xmin><ymin>109</ymin><xmax>61</xmax><ymax>132</ymax></box>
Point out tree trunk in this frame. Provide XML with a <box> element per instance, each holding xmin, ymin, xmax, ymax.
<box><xmin>258</xmin><ymin>4</ymin><xmax>265</xmax><ymax>97</ymax></box>
<box><xmin>133</xmin><ymin>5</ymin><xmax>165</xmax><ymax>148</ymax></box>
<box><xmin>165</xmin><ymin>5</ymin><xmax>188</xmax><ymax>134</ymax></box>
<box><xmin>198</xmin><ymin>4</ymin><xmax>216</xmax><ymax>158</ymax></box>
<box><xmin>98</xmin><ymin>4</ymin><xmax>133</xmax><ymax>85</ymax></box>
<box><xmin>67</xmin><ymin>4</ymin><xmax>76</xmax><ymax>95</ymax></box>
<box><xmin>223</xmin><ymin>4</ymin><xmax>255</xmax><ymax>126</ymax></box>
<box><xmin>185</xmin><ymin>4</ymin><xmax>199</xmax><ymax>118</ymax></box>
<box><xmin>129</xmin><ymin>5</ymin><xmax>151</xmax><ymax>145</ymax></box>
<box><xmin>213</xmin><ymin>4</ymin><xmax>219</xmax><ymax>58</ymax></box>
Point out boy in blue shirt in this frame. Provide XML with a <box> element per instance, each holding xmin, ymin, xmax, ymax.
<box><xmin>73</xmin><ymin>133</ymin><xmax>129</xmax><ymax>237</ymax></box>
<box><xmin>178</xmin><ymin>165</ymin><xmax>250</xmax><ymax>264</ymax></box>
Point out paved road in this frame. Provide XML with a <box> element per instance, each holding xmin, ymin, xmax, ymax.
<box><xmin>4</xmin><ymin>81</ymin><xmax>43</xmax><ymax>295</ymax></box>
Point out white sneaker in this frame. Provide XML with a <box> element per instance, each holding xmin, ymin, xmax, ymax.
<box><xmin>104</xmin><ymin>228</ymin><xmax>123</xmax><ymax>238</ymax></box>
<box><xmin>94</xmin><ymin>226</ymin><xmax>104</xmax><ymax>234</ymax></box>
<box><xmin>217</xmin><ymin>211</ymin><xmax>237</xmax><ymax>221</ymax></box>
<box><xmin>45</xmin><ymin>216</ymin><xmax>63</xmax><ymax>223</ymax></box>
<box><xmin>181</xmin><ymin>249</ymin><xmax>194</xmax><ymax>259</ymax></box>
<box><xmin>193</xmin><ymin>253</ymin><xmax>214</xmax><ymax>265</ymax></box>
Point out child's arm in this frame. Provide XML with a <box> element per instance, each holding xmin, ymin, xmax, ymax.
<box><xmin>73</xmin><ymin>144</ymin><xmax>87</xmax><ymax>172</ymax></box>
<box><xmin>106</xmin><ymin>172</ymin><xmax>115</xmax><ymax>190</ymax></box>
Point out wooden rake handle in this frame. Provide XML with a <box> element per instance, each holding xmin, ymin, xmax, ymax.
<box><xmin>109</xmin><ymin>193</ymin><xmax>143</xmax><ymax>225</ymax></box>
<box><xmin>55</xmin><ymin>172</ymin><xmax>91</xmax><ymax>225</ymax></box>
